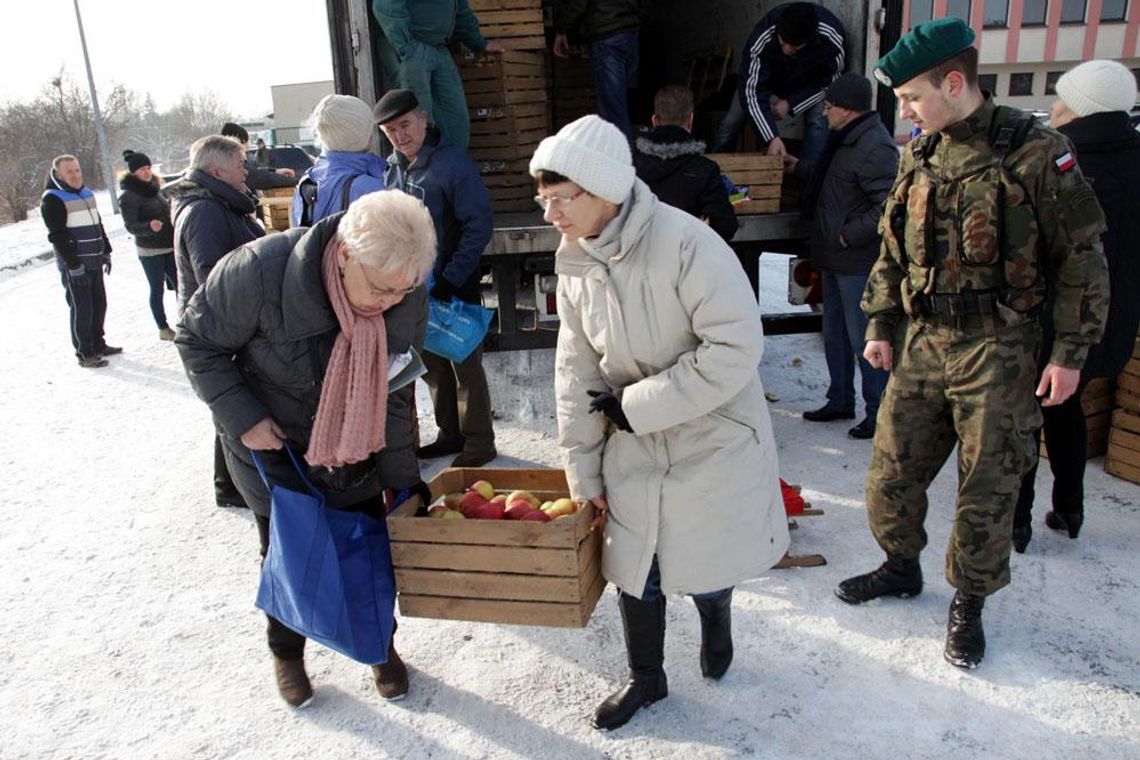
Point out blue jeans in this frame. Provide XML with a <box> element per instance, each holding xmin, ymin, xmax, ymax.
<box><xmin>139</xmin><ymin>253</ymin><xmax>177</xmax><ymax>330</ymax></box>
<box><xmin>711</xmin><ymin>95</ymin><xmax>827</xmax><ymax>161</ymax></box>
<box><xmin>821</xmin><ymin>271</ymin><xmax>889</xmax><ymax>418</ymax></box>
<box><xmin>627</xmin><ymin>555</ymin><xmax>731</xmax><ymax>603</ymax></box>
<box><xmin>590</xmin><ymin>30</ymin><xmax>639</xmax><ymax>141</ymax></box>
<box><xmin>798</xmin><ymin>100</ymin><xmax>828</xmax><ymax>164</ymax></box>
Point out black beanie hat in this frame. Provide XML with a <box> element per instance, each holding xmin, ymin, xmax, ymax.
<box><xmin>776</xmin><ymin>3</ymin><xmax>819</xmax><ymax>47</ymax></box>
<box><xmin>825</xmin><ymin>73</ymin><xmax>873</xmax><ymax>112</ymax></box>
<box><xmin>123</xmin><ymin>149</ymin><xmax>151</xmax><ymax>172</ymax></box>
<box><xmin>221</xmin><ymin>122</ymin><xmax>249</xmax><ymax>143</ymax></box>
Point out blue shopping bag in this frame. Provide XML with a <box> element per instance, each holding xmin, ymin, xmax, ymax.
<box><xmin>424</xmin><ymin>296</ymin><xmax>494</xmax><ymax>363</ymax></box>
<box><xmin>252</xmin><ymin>448</ymin><xmax>396</xmax><ymax>665</ymax></box>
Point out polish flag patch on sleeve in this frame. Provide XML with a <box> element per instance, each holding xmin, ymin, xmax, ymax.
<box><xmin>1055</xmin><ymin>152</ymin><xmax>1076</xmax><ymax>172</ymax></box>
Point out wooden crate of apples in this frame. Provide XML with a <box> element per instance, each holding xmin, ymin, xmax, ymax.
<box><xmin>386</xmin><ymin>468</ymin><xmax>605</xmax><ymax>627</ymax></box>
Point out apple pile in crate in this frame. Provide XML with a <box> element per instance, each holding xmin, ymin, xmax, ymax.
<box><xmin>425</xmin><ymin>478</ymin><xmax>584</xmax><ymax>522</ymax></box>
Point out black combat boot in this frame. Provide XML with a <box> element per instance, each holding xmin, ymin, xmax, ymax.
<box><xmin>835</xmin><ymin>556</ymin><xmax>923</xmax><ymax>604</ymax></box>
<box><xmin>1045</xmin><ymin>510</ymin><xmax>1083</xmax><ymax>539</ymax></box>
<box><xmin>592</xmin><ymin>593</ymin><xmax>668</xmax><ymax>731</ymax></box>
<box><xmin>944</xmin><ymin>591</ymin><xmax>986</xmax><ymax>669</ymax></box>
<box><xmin>694</xmin><ymin>589</ymin><xmax>734</xmax><ymax>680</ymax></box>
<box><xmin>1011</xmin><ymin>523</ymin><xmax>1032</xmax><ymax>554</ymax></box>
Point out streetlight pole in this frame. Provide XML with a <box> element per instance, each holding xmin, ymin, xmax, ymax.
<box><xmin>72</xmin><ymin>0</ymin><xmax>118</xmax><ymax>214</ymax></box>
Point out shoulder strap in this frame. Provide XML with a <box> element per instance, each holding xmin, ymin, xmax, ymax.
<box><xmin>297</xmin><ymin>176</ymin><xmax>318</xmax><ymax>227</ymax></box>
<box><xmin>339</xmin><ymin>174</ymin><xmax>361</xmax><ymax>212</ymax></box>
<box><xmin>991</xmin><ymin>105</ymin><xmax>1036</xmax><ymax>161</ymax></box>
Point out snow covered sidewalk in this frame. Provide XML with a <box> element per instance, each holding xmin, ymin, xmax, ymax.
<box><xmin>0</xmin><ymin>211</ymin><xmax>1136</xmax><ymax>759</ymax></box>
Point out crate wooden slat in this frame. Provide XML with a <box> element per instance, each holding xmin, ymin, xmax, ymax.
<box><xmin>469</xmin><ymin>128</ymin><xmax>546</xmax><ymax>149</ymax></box>
<box><xmin>387</xmin><ymin>468</ymin><xmax>605</xmax><ymax>627</ymax></box>
<box><xmin>1106</xmin><ymin>410</ymin><xmax>1140</xmax><ymax>483</ymax></box>
<box><xmin>485</xmin><ymin>35</ymin><xmax>547</xmax><ymax>51</ymax></box>
<box><xmin>470</xmin><ymin>0</ymin><xmax>541</xmax><ymax>10</ymax></box>
<box><xmin>466</xmin><ymin>87</ymin><xmax>548</xmax><ymax>108</ymax></box>
<box><xmin>469</xmin><ymin>142</ymin><xmax>541</xmax><ymax>161</ymax></box>
<box><xmin>706</xmin><ymin>153</ymin><xmax>783</xmax><ymax>215</ymax></box>
<box><xmin>475</xmin><ymin>9</ymin><xmax>544</xmax><ymax>25</ymax></box>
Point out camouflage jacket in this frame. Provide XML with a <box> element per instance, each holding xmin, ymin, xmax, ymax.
<box><xmin>862</xmin><ymin>97</ymin><xmax>1110</xmax><ymax>368</ymax></box>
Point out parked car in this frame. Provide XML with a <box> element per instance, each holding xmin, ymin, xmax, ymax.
<box><xmin>249</xmin><ymin>144</ymin><xmax>314</xmax><ymax>175</ymax></box>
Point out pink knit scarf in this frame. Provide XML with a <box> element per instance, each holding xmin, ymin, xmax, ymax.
<box><xmin>305</xmin><ymin>236</ymin><xmax>389</xmax><ymax>468</ymax></box>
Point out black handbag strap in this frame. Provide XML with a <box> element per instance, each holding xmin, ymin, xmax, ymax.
<box><xmin>250</xmin><ymin>446</ymin><xmax>322</xmax><ymax>498</ymax></box>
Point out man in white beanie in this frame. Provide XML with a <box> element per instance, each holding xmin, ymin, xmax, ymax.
<box><xmin>530</xmin><ymin>115</ymin><xmax>789</xmax><ymax>730</ymax></box>
<box><xmin>1013</xmin><ymin>60</ymin><xmax>1140</xmax><ymax>552</ymax></box>
<box><xmin>291</xmin><ymin>95</ymin><xmax>388</xmax><ymax>226</ymax></box>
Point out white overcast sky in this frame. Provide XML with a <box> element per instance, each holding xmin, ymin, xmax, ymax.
<box><xmin>1</xmin><ymin>0</ymin><xmax>335</xmax><ymax>118</ymax></box>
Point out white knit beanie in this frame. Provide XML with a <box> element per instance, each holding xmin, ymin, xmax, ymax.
<box><xmin>529</xmin><ymin>115</ymin><xmax>636</xmax><ymax>204</ymax></box>
<box><xmin>312</xmin><ymin>94</ymin><xmax>375</xmax><ymax>152</ymax></box>
<box><xmin>1056</xmin><ymin>60</ymin><xmax>1138</xmax><ymax>117</ymax></box>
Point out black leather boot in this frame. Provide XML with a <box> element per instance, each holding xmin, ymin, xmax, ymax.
<box><xmin>694</xmin><ymin>589</ymin><xmax>734</xmax><ymax>680</ymax></box>
<box><xmin>944</xmin><ymin>591</ymin><xmax>986</xmax><ymax>669</ymax></box>
<box><xmin>835</xmin><ymin>556</ymin><xmax>923</xmax><ymax>604</ymax></box>
<box><xmin>592</xmin><ymin>594</ymin><xmax>668</xmax><ymax>731</ymax></box>
<box><xmin>1045</xmin><ymin>510</ymin><xmax>1083</xmax><ymax>539</ymax></box>
<box><xmin>1011</xmin><ymin>523</ymin><xmax>1032</xmax><ymax>554</ymax></box>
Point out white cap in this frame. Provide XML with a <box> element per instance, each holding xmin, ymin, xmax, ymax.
<box><xmin>1056</xmin><ymin>60</ymin><xmax>1138</xmax><ymax>117</ymax></box>
<box><xmin>312</xmin><ymin>94</ymin><xmax>375</xmax><ymax>152</ymax></box>
<box><xmin>529</xmin><ymin>115</ymin><xmax>635</xmax><ymax>204</ymax></box>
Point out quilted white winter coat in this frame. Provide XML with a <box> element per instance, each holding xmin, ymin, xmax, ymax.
<box><xmin>554</xmin><ymin>179</ymin><xmax>790</xmax><ymax>596</ymax></box>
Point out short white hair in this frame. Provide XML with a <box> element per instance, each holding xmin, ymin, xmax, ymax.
<box><xmin>189</xmin><ymin>135</ymin><xmax>244</xmax><ymax>173</ymax></box>
<box><xmin>339</xmin><ymin>190</ymin><xmax>437</xmax><ymax>284</ymax></box>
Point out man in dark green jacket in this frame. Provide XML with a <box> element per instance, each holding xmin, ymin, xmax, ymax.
<box><xmin>372</xmin><ymin>0</ymin><xmax>503</xmax><ymax>151</ymax></box>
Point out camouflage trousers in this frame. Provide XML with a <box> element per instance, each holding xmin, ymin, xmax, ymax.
<box><xmin>866</xmin><ymin>316</ymin><xmax>1042</xmax><ymax>596</ymax></box>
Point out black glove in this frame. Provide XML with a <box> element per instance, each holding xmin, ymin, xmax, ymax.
<box><xmin>587</xmin><ymin>390</ymin><xmax>633</xmax><ymax>433</ymax></box>
<box><xmin>430</xmin><ymin>277</ymin><xmax>456</xmax><ymax>302</ymax></box>
<box><xmin>410</xmin><ymin>480</ymin><xmax>433</xmax><ymax>511</ymax></box>
<box><xmin>101</xmin><ymin>255</ymin><xmax>112</xmax><ymax>275</ymax></box>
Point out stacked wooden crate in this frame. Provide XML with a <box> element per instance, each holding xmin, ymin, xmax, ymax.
<box><xmin>1039</xmin><ymin>377</ymin><xmax>1114</xmax><ymax>460</ymax></box>
<box><xmin>705</xmin><ymin>153</ymin><xmax>783</xmax><ymax>214</ymax></box>
<box><xmin>257</xmin><ymin>187</ymin><xmax>293</xmax><ymax>231</ymax></box>
<box><xmin>458</xmin><ymin>49</ymin><xmax>549</xmax><ymax>213</ymax></box>
<box><xmin>469</xmin><ymin>0</ymin><xmax>546</xmax><ymax>51</ymax></box>
<box><xmin>1106</xmin><ymin>338</ymin><xmax>1140</xmax><ymax>483</ymax></box>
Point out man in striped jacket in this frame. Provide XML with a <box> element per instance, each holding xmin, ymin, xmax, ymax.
<box><xmin>41</xmin><ymin>155</ymin><xmax>119</xmax><ymax>368</ymax></box>
<box><xmin>714</xmin><ymin>3</ymin><xmax>846</xmax><ymax>162</ymax></box>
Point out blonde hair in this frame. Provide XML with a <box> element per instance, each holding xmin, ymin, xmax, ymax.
<box><xmin>339</xmin><ymin>190</ymin><xmax>437</xmax><ymax>284</ymax></box>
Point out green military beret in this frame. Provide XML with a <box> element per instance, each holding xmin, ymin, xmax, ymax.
<box><xmin>873</xmin><ymin>18</ymin><xmax>976</xmax><ymax>88</ymax></box>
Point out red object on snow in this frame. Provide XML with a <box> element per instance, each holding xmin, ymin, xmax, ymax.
<box><xmin>780</xmin><ymin>478</ymin><xmax>806</xmax><ymax>515</ymax></box>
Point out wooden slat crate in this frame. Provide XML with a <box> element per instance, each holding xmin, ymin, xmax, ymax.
<box><xmin>456</xmin><ymin>49</ymin><xmax>548</xmax><ymax>108</ymax></box>
<box><xmin>257</xmin><ymin>187</ymin><xmax>293</xmax><ymax>231</ymax></box>
<box><xmin>1114</xmin><ymin>340</ymin><xmax>1140</xmax><ymax>414</ymax></box>
<box><xmin>387</xmin><ymin>468</ymin><xmax>606</xmax><ymax>627</ymax></box>
<box><xmin>706</xmin><ymin>153</ymin><xmax>783</xmax><ymax>215</ymax></box>
<box><xmin>470</xmin><ymin>0</ymin><xmax>541</xmax><ymax>10</ymax></box>
<box><xmin>1105</xmin><ymin>408</ymin><xmax>1140</xmax><ymax>484</ymax></box>
<box><xmin>1040</xmin><ymin>377</ymin><xmax>1114</xmax><ymax>459</ymax></box>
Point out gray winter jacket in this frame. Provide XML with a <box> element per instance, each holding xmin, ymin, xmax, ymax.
<box><xmin>795</xmin><ymin>113</ymin><xmax>898</xmax><ymax>276</ymax></box>
<box><xmin>175</xmin><ymin>214</ymin><xmax>427</xmax><ymax>517</ymax></box>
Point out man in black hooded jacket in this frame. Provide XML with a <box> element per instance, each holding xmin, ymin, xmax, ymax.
<box><xmin>634</xmin><ymin>85</ymin><xmax>738</xmax><ymax>242</ymax></box>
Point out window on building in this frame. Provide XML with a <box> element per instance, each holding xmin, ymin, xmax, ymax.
<box><xmin>1060</xmin><ymin>0</ymin><xmax>1087</xmax><ymax>22</ymax></box>
<box><xmin>984</xmin><ymin>0</ymin><xmax>1010</xmax><ymax>26</ymax></box>
<box><xmin>1009</xmin><ymin>72</ymin><xmax>1035</xmax><ymax>96</ymax></box>
<box><xmin>1101</xmin><ymin>0</ymin><xmax>1127</xmax><ymax>21</ymax></box>
<box><xmin>947</xmin><ymin>0</ymin><xmax>972</xmax><ymax>21</ymax></box>
<box><xmin>1022</xmin><ymin>0</ymin><xmax>1049</xmax><ymax>25</ymax></box>
<box><xmin>911</xmin><ymin>0</ymin><xmax>934</xmax><ymax>26</ymax></box>
<box><xmin>1045</xmin><ymin>71</ymin><xmax>1063</xmax><ymax>95</ymax></box>
<box><xmin>979</xmin><ymin>73</ymin><xmax>999</xmax><ymax>93</ymax></box>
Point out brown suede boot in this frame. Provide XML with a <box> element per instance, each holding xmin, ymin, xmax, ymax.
<box><xmin>273</xmin><ymin>657</ymin><xmax>313</xmax><ymax>708</ymax></box>
<box><xmin>371</xmin><ymin>640</ymin><xmax>409</xmax><ymax>700</ymax></box>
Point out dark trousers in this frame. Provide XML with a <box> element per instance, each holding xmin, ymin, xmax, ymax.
<box><xmin>821</xmin><ymin>271</ymin><xmax>889</xmax><ymax>419</ymax></box>
<box><xmin>255</xmin><ymin>494</ymin><xmax>386</xmax><ymax>660</ymax></box>
<box><xmin>590</xmin><ymin>30</ymin><xmax>639</xmax><ymax>141</ymax></box>
<box><xmin>214</xmin><ymin>435</ymin><xmax>245</xmax><ymax>505</ymax></box>
<box><xmin>1014</xmin><ymin>380</ymin><xmax>1090</xmax><ymax>526</ymax></box>
<box><xmin>423</xmin><ymin>345</ymin><xmax>495</xmax><ymax>454</ymax></box>
<box><xmin>57</xmin><ymin>262</ymin><xmax>106</xmax><ymax>358</ymax></box>
<box><xmin>138</xmin><ymin>253</ymin><xmax>177</xmax><ymax>330</ymax></box>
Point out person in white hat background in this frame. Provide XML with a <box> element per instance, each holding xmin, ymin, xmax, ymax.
<box><xmin>529</xmin><ymin>114</ymin><xmax>789</xmax><ymax>731</ymax></box>
<box><xmin>290</xmin><ymin>94</ymin><xmax>388</xmax><ymax>226</ymax></box>
<box><xmin>1012</xmin><ymin>60</ymin><xmax>1140</xmax><ymax>551</ymax></box>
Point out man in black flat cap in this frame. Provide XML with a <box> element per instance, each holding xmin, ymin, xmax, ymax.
<box><xmin>711</xmin><ymin>2</ymin><xmax>846</xmax><ymax>161</ymax></box>
<box><xmin>835</xmin><ymin>18</ymin><xmax>1109</xmax><ymax>672</ymax></box>
<box><xmin>374</xmin><ymin>89</ymin><xmax>497</xmax><ymax>468</ymax></box>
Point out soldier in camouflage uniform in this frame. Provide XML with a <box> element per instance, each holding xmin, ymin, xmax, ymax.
<box><xmin>834</xmin><ymin>19</ymin><xmax>1109</xmax><ymax>670</ymax></box>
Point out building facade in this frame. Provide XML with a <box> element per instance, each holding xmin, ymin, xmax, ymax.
<box><xmin>902</xmin><ymin>0</ymin><xmax>1139</xmax><ymax>115</ymax></box>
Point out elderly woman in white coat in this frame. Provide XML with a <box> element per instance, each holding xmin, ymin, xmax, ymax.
<box><xmin>529</xmin><ymin>115</ymin><xmax>789</xmax><ymax>731</ymax></box>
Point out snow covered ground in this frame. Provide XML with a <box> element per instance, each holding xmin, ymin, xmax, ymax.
<box><xmin>0</xmin><ymin>208</ymin><xmax>1137</xmax><ymax>759</ymax></box>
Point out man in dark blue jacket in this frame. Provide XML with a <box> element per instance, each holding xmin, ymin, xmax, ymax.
<box><xmin>376</xmin><ymin>89</ymin><xmax>497</xmax><ymax>467</ymax></box>
<box><xmin>712</xmin><ymin>2</ymin><xmax>845</xmax><ymax>162</ymax></box>
<box><xmin>167</xmin><ymin>134</ymin><xmax>266</xmax><ymax>509</ymax></box>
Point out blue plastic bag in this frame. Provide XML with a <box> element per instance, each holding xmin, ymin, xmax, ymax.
<box><xmin>424</xmin><ymin>296</ymin><xmax>494</xmax><ymax>362</ymax></box>
<box><xmin>252</xmin><ymin>448</ymin><xmax>396</xmax><ymax>665</ymax></box>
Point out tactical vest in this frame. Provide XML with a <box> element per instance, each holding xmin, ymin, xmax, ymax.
<box><xmin>881</xmin><ymin>107</ymin><xmax>1043</xmax><ymax>317</ymax></box>
<box><xmin>42</xmin><ymin>185</ymin><xmax>105</xmax><ymax>265</ymax></box>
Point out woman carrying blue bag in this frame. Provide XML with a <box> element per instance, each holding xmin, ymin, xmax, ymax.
<box><xmin>176</xmin><ymin>191</ymin><xmax>437</xmax><ymax>708</ymax></box>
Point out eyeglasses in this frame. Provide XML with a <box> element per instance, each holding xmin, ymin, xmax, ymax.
<box><xmin>534</xmin><ymin>189</ymin><xmax>586</xmax><ymax>212</ymax></box>
<box><xmin>351</xmin><ymin>258</ymin><xmax>417</xmax><ymax>298</ymax></box>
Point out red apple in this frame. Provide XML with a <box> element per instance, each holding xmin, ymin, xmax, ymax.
<box><xmin>489</xmin><ymin>494</ymin><xmax>508</xmax><ymax>505</ymax></box>
<box><xmin>469</xmin><ymin>500</ymin><xmax>505</xmax><ymax>520</ymax></box>
<box><xmin>520</xmin><ymin>509</ymin><xmax>552</xmax><ymax>522</ymax></box>
<box><xmin>504</xmin><ymin>501</ymin><xmax>533</xmax><ymax>520</ymax></box>
<box><xmin>469</xmin><ymin>480</ymin><xmax>495</xmax><ymax>500</ymax></box>
<box><xmin>458</xmin><ymin>491</ymin><xmax>488</xmax><ymax>516</ymax></box>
